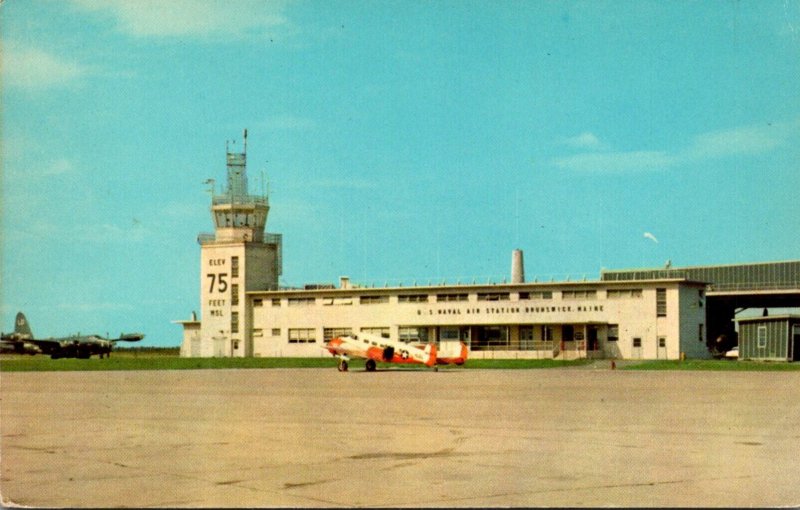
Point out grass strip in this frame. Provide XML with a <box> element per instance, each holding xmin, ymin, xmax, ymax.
<box><xmin>621</xmin><ymin>360</ymin><xmax>800</xmax><ymax>371</ymax></box>
<box><xmin>2</xmin><ymin>356</ymin><xmax>797</xmax><ymax>372</ymax></box>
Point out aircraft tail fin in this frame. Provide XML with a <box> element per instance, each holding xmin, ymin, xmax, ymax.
<box><xmin>460</xmin><ymin>341</ymin><xmax>469</xmax><ymax>362</ymax></box>
<box><xmin>14</xmin><ymin>312</ymin><xmax>33</xmax><ymax>339</ymax></box>
<box><xmin>424</xmin><ymin>342</ymin><xmax>437</xmax><ymax>367</ymax></box>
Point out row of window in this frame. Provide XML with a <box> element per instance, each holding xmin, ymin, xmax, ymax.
<box><xmin>257</xmin><ymin>288</ymin><xmax>662</xmax><ymax>307</ymax></box>
<box><xmin>274</xmin><ymin>324</ymin><xmax>703</xmax><ymax>348</ymax></box>
<box><xmin>284</xmin><ymin>326</ymin><xmax>411</xmax><ymax>344</ymax></box>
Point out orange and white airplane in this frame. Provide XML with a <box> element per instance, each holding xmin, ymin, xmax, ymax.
<box><xmin>322</xmin><ymin>331</ymin><xmax>468</xmax><ymax>372</ymax></box>
<box><xmin>432</xmin><ymin>341</ymin><xmax>469</xmax><ymax>366</ymax></box>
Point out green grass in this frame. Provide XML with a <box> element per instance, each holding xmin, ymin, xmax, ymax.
<box><xmin>0</xmin><ymin>355</ymin><xmax>594</xmax><ymax>372</ymax></box>
<box><xmin>0</xmin><ymin>356</ymin><xmax>341</xmax><ymax>372</ymax></box>
<box><xmin>448</xmin><ymin>359</ymin><xmax>594</xmax><ymax>369</ymax></box>
<box><xmin>622</xmin><ymin>359</ymin><xmax>800</xmax><ymax>371</ymax></box>
<box><xmin>2</xmin><ymin>355</ymin><xmax>797</xmax><ymax>372</ymax></box>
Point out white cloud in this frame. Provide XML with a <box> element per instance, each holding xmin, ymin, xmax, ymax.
<box><xmin>553</xmin><ymin>118</ymin><xmax>799</xmax><ymax>173</ymax></box>
<box><xmin>562</xmin><ymin>132</ymin><xmax>603</xmax><ymax>150</ymax></box>
<box><xmin>643</xmin><ymin>232</ymin><xmax>659</xmax><ymax>244</ymax></box>
<box><xmin>683</xmin><ymin>121</ymin><xmax>796</xmax><ymax>160</ymax></box>
<box><xmin>69</xmin><ymin>0</ymin><xmax>290</xmax><ymax>39</ymax></box>
<box><xmin>2</xmin><ymin>44</ymin><xmax>88</xmax><ymax>90</ymax></box>
<box><xmin>553</xmin><ymin>150</ymin><xmax>674</xmax><ymax>173</ymax></box>
<box><xmin>43</xmin><ymin>159</ymin><xmax>75</xmax><ymax>176</ymax></box>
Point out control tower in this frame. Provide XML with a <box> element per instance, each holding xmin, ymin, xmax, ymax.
<box><xmin>188</xmin><ymin>129</ymin><xmax>282</xmax><ymax>357</ymax></box>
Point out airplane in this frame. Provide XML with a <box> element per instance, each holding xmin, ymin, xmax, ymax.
<box><xmin>322</xmin><ymin>331</ymin><xmax>468</xmax><ymax>372</ymax></box>
<box><xmin>432</xmin><ymin>341</ymin><xmax>469</xmax><ymax>366</ymax></box>
<box><xmin>1</xmin><ymin>312</ymin><xmax>144</xmax><ymax>359</ymax></box>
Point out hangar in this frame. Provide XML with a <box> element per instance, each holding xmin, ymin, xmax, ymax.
<box><xmin>175</xmin><ymin>134</ymin><xmax>799</xmax><ymax>361</ymax></box>
<box><xmin>602</xmin><ymin>261</ymin><xmax>800</xmax><ymax>354</ymax></box>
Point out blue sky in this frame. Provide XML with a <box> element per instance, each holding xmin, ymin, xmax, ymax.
<box><xmin>2</xmin><ymin>0</ymin><xmax>799</xmax><ymax>346</ymax></box>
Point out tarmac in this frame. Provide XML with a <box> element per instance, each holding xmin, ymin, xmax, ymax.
<box><xmin>1</xmin><ymin>366</ymin><xmax>799</xmax><ymax>508</ymax></box>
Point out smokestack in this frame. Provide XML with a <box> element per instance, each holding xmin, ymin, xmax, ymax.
<box><xmin>511</xmin><ymin>249</ymin><xmax>525</xmax><ymax>284</ymax></box>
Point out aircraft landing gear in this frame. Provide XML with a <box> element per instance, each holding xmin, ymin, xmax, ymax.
<box><xmin>337</xmin><ymin>359</ymin><xmax>349</xmax><ymax>372</ymax></box>
<box><xmin>365</xmin><ymin>359</ymin><xmax>377</xmax><ymax>372</ymax></box>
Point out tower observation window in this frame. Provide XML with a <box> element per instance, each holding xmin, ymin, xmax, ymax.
<box><xmin>231</xmin><ymin>257</ymin><xmax>239</xmax><ymax>278</ymax></box>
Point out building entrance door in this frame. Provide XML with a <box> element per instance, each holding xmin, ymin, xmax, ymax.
<box><xmin>792</xmin><ymin>325</ymin><xmax>800</xmax><ymax>362</ymax></box>
<box><xmin>587</xmin><ymin>326</ymin><xmax>599</xmax><ymax>351</ymax></box>
<box><xmin>657</xmin><ymin>337</ymin><xmax>667</xmax><ymax>359</ymax></box>
<box><xmin>213</xmin><ymin>336</ymin><xmax>226</xmax><ymax>357</ymax></box>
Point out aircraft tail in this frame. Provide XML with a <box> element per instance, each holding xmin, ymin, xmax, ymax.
<box><xmin>460</xmin><ymin>341</ymin><xmax>469</xmax><ymax>363</ymax></box>
<box><xmin>14</xmin><ymin>312</ymin><xmax>33</xmax><ymax>339</ymax></box>
<box><xmin>424</xmin><ymin>342</ymin><xmax>437</xmax><ymax>367</ymax></box>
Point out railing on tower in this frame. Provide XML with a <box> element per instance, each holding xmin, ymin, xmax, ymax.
<box><xmin>211</xmin><ymin>194</ymin><xmax>269</xmax><ymax>207</ymax></box>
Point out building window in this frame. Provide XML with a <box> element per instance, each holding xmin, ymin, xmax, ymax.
<box><xmin>607</xmin><ymin>289</ymin><xmax>643</xmax><ymax>299</ymax></box>
<box><xmin>519</xmin><ymin>291</ymin><xmax>553</xmax><ymax>300</ymax></box>
<box><xmin>360</xmin><ymin>295</ymin><xmax>389</xmax><ymax>305</ymax></box>
<box><xmin>271</xmin><ymin>298</ymin><xmax>281</xmax><ymax>306</ymax></box>
<box><xmin>656</xmin><ymin>288</ymin><xmax>667</xmax><ymax>317</ymax></box>
<box><xmin>323</xmin><ymin>328</ymin><xmax>353</xmax><ymax>342</ymax></box>
<box><xmin>399</xmin><ymin>327</ymin><xmax>429</xmax><ymax>344</ymax></box>
<box><xmin>289</xmin><ymin>328</ymin><xmax>316</xmax><ymax>344</ymax></box>
<box><xmin>519</xmin><ymin>326</ymin><xmax>534</xmax><ymax>350</ymax></box>
<box><xmin>543</xmin><ymin>326</ymin><xmax>554</xmax><ymax>342</ymax></box>
<box><xmin>632</xmin><ymin>337</ymin><xmax>642</xmax><ymax>348</ymax></box>
<box><xmin>399</xmin><ymin>294</ymin><xmax>428</xmax><ymax>303</ymax></box>
<box><xmin>658</xmin><ymin>337</ymin><xmax>666</xmax><ymax>348</ymax></box>
<box><xmin>271</xmin><ymin>328</ymin><xmax>280</xmax><ymax>336</ymax></box>
<box><xmin>288</xmin><ymin>297</ymin><xmax>315</xmax><ymax>306</ymax></box>
<box><xmin>608</xmin><ymin>324</ymin><xmax>619</xmax><ymax>342</ymax></box>
<box><xmin>322</xmin><ymin>297</ymin><xmax>353</xmax><ymax>306</ymax></box>
<box><xmin>231</xmin><ymin>284</ymin><xmax>239</xmax><ymax>306</ymax></box>
<box><xmin>231</xmin><ymin>256</ymin><xmax>239</xmax><ymax>278</ymax></box>
<box><xmin>231</xmin><ymin>312</ymin><xmax>239</xmax><ymax>333</ymax></box>
<box><xmin>361</xmin><ymin>327</ymin><xmax>390</xmax><ymax>338</ymax></box>
<box><xmin>436</xmin><ymin>293</ymin><xmax>468</xmax><ymax>302</ymax></box>
<box><xmin>478</xmin><ymin>292</ymin><xmax>509</xmax><ymax>301</ymax></box>
<box><xmin>562</xmin><ymin>290</ymin><xmax>597</xmax><ymax>300</ymax></box>
<box><xmin>252</xmin><ymin>329</ymin><xmax>263</xmax><ymax>338</ymax></box>
<box><xmin>698</xmin><ymin>324</ymin><xmax>704</xmax><ymax>343</ymax></box>
<box><xmin>471</xmin><ymin>326</ymin><xmax>510</xmax><ymax>351</ymax></box>
<box><xmin>757</xmin><ymin>326</ymin><xmax>767</xmax><ymax>348</ymax></box>
<box><xmin>254</xmin><ymin>299</ymin><xmax>263</xmax><ymax>307</ymax></box>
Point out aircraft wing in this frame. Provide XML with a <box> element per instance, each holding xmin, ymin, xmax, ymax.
<box><xmin>112</xmin><ymin>333</ymin><xmax>145</xmax><ymax>342</ymax></box>
<box><xmin>322</xmin><ymin>337</ymin><xmax>368</xmax><ymax>359</ymax></box>
<box><xmin>23</xmin><ymin>338</ymin><xmax>64</xmax><ymax>355</ymax></box>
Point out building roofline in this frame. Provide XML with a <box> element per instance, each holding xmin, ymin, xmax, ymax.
<box><xmin>734</xmin><ymin>314</ymin><xmax>800</xmax><ymax>323</ymax></box>
<box><xmin>246</xmin><ymin>278</ymin><xmax>706</xmax><ymax>297</ymax></box>
<box><xmin>601</xmin><ymin>259</ymin><xmax>800</xmax><ymax>274</ymax></box>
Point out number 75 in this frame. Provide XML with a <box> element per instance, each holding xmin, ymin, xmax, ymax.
<box><xmin>207</xmin><ymin>273</ymin><xmax>228</xmax><ymax>293</ymax></box>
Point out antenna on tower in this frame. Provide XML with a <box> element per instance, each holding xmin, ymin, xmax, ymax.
<box><xmin>243</xmin><ymin>128</ymin><xmax>248</xmax><ymax>154</ymax></box>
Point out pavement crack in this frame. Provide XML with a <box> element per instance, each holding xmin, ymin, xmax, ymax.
<box><xmin>283</xmin><ymin>478</ymin><xmax>336</xmax><ymax>489</ymax></box>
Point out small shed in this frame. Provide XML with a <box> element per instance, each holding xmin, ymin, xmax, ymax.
<box><xmin>735</xmin><ymin>315</ymin><xmax>800</xmax><ymax>361</ymax></box>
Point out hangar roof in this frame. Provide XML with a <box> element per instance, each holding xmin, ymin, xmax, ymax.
<box><xmin>601</xmin><ymin>260</ymin><xmax>800</xmax><ymax>292</ymax></box>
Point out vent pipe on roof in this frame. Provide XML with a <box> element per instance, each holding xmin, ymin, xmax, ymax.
<box><xmin>511</xmin><ymin>249</ymin><xmax>525</xmax><ymax>284</ymax></box>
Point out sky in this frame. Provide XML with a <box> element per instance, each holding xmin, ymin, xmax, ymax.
<box><xmin>2</xmin><ymin>0</ymin><xmax>799</xmax><ymax>346</ymax></box>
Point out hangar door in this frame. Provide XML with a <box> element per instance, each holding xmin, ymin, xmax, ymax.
<box><xmin>793</xmin><ymin>325</ymin><xmax>800</xmax><ymax>361</ymax></box>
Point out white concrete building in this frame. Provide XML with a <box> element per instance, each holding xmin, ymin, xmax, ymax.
<box><xmin>245</xmin><ymin>278</ymin><xmax>709</xmax><ymax>360</ymax></box>
<box><xmin>177</xmin><ymin>133</ymin><xmax>710</xmax><ymax>360</ymax></box>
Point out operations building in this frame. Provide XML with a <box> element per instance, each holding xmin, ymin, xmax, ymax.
<box><xmin>175</xmin><ymin>132</ymin><xmax>798</xmax><ymax>361</ymax></box>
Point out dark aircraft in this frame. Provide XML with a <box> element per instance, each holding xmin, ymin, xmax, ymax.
<box><xmin>1</xmin><ymin>312</ymin><xmax>144</xmax><ymax>359</ymax></box>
